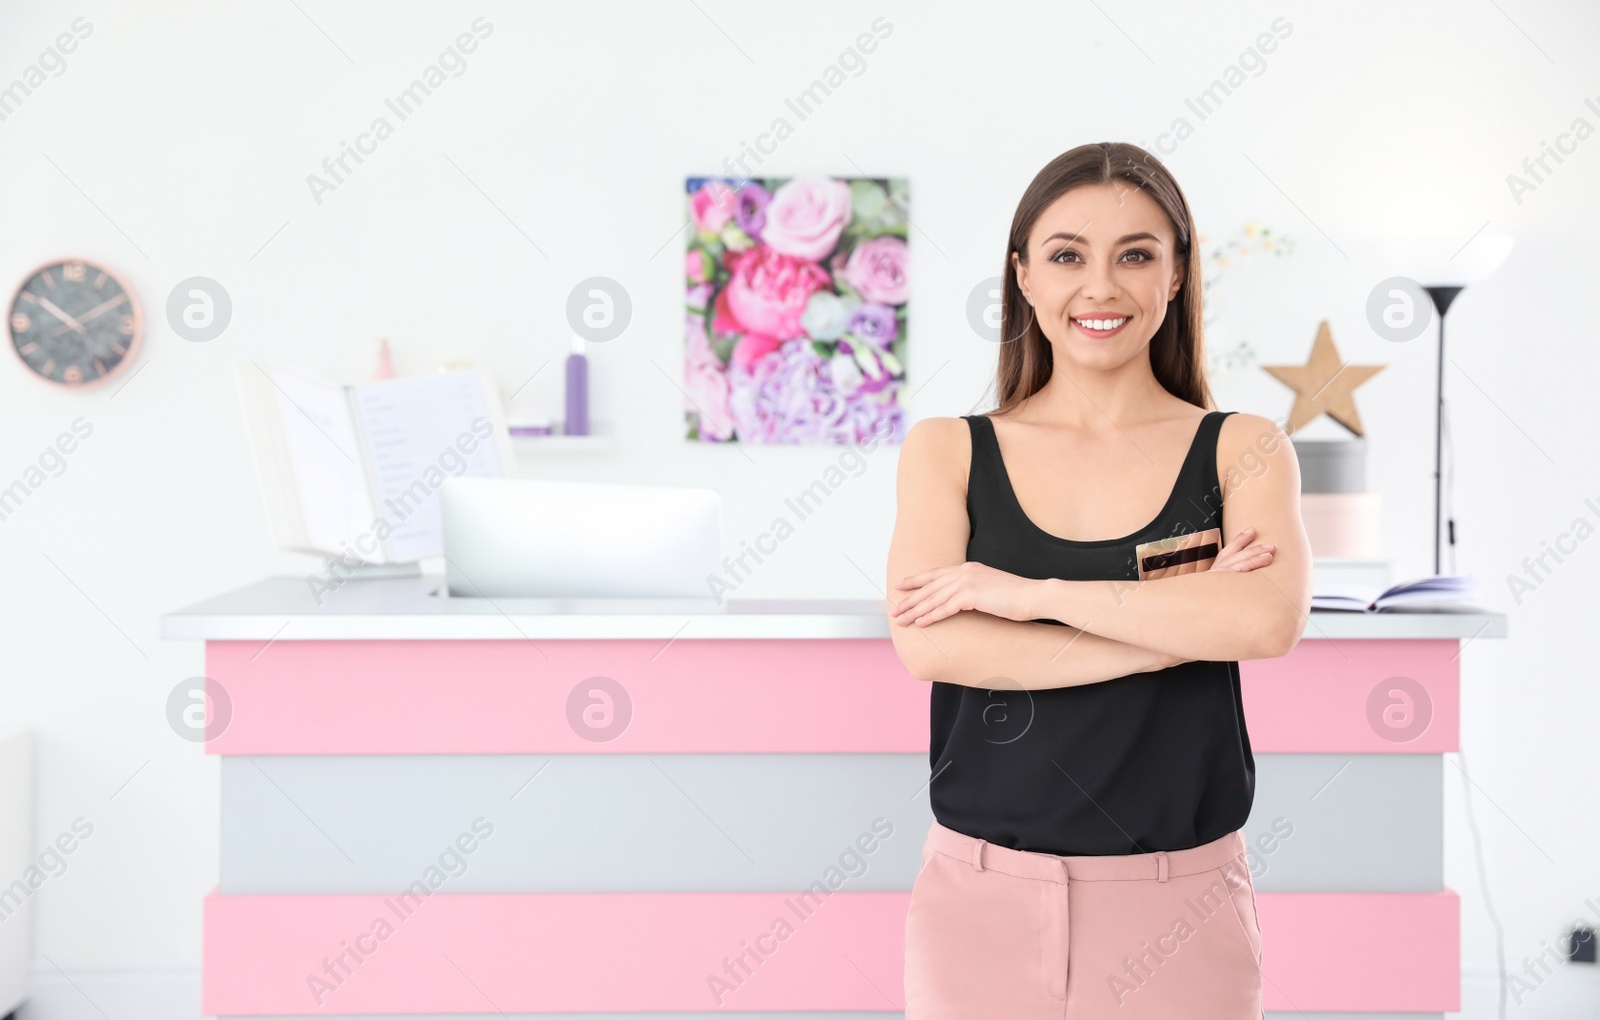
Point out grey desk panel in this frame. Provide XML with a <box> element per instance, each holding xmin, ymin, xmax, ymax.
<box><xmin>222</xmin><ymin>753</ymin><xmax>934</xmax><ymax>894</ymax></box>
<box><xmin>224</xmin><ymin>753</ymin><xmax>1441</xmax><ymax>894</ymax></box>
<box><xmin>1245</xmin><ymin>754</ymin><xmax>1441</xmax><ymax>892</ymax></box>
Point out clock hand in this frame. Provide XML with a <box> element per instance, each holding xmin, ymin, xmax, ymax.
<box><xmin>49</xmin><ymin>293</ymin><xmax>128</xmax><ymax>335</ymax></box>
<box><xmin>37</xmin><ymin>297</ymin><xmax>88</xmax><ymax>335</ymax></box>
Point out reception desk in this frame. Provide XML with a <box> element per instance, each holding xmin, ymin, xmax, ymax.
<box><xmin>161</xmin><ymin>574</ymin><xmax>1506</xmax><ymax>1018</ymax></box>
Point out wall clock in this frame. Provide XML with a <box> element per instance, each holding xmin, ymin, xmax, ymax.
<box><xmin>8</xmin><ymin>259</ymin><xmax>142</xmax><ymax>388</ymax></box>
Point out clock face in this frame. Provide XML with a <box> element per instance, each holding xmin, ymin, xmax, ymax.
<box><xmin>8</xmin><ymin>259</ymin><xmax>141</xmax><ymax>387</ymax></box>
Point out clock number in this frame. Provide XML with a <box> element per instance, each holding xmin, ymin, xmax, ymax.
<box><xmin>63</xmin><ymin>262</ymin><xmax>86</xmax><ymax>283</ymax></box>
<box><xmin>119</xmin><ymin>315</ymin><xmax>135</xmax><ymax>335</ymax></box>
<box><xmin>63</xmin><ymin>365</ymin><xmax>83</xmax><ymax>384</ymax></box>
<box><xmin>10</xmin><ymin>313</ymin><xmax>28</xmax><ymax>332</ymax></box>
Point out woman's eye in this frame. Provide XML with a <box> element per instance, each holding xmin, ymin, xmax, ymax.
<box><xmin>1048</xmin><ymin>248</ymin><xmax>1153</xmax><ymax>265</ymax></box>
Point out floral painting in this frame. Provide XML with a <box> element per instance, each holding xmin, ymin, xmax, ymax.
<box><xmin>684</xmin><ymin>175</ymin><xmax>908</xmax><ymax>444</ymax></box>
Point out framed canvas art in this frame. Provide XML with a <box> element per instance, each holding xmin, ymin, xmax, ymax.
<box><xmin>684</xmin><ymin>175</ymin><xmax>908</xmax><ymax>445</ymax></box>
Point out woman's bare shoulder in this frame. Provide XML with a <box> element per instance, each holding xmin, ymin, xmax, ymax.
<box><xmin>899</xmin><ymin>416</ymin><xmax>975</xmax><ymax>494</ymax></box>
<box><xmin>1217</xmin><ymin>410</ymin><xmax>1288</xmax><ymax>450</ymax></box>
<box><xmin>1215</xmin><ymin>411</ymin><xmax>1294</xmax><ymax>496</ymax></box>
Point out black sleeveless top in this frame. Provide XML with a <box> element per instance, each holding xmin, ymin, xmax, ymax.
<box><xmin>927</xmin><ymin>410</ymin><xmax>1255</xmax><ymax>856</ymax></box>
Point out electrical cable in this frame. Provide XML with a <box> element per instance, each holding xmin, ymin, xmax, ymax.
<box><xmin>1444</xmin><ymin>340</ymin><xmax>1504</xmax><ymax>1018</ymax></box>
<box><xmin>1443</xmin><ymin>390</ymin><xmax>1457</xmax><ymax>575</ymax></box>
<box><xmin>1459</xmin><ymin>743</ymin><xmax>1509</xmax><ymax>1020</ymax></box>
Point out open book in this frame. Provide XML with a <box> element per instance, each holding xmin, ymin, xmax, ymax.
<box><xmin>236</xmin><ymin>360</ymin><xmax>516</xmax><ymax>563</ymax></box>
<box><xmin>1311</xmin><ymin>573</ymin><xmax>1481</xmax><ymax>613</ymax></box>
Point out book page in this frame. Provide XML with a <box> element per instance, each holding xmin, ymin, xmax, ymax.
<box><xmin>350</xmin><ymin>370</ymin><xmax>510</xmax><ymax>561</ymax></box>
<box><xmin>260</xmin><ymin>364</ymin><xmax>376</xmax><ymax>558</ymax></box>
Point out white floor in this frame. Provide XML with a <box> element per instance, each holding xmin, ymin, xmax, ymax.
<box><xmin>7</xmin><ymin>964</ymin><xmax>1599</xmax><ymax>1018</ymax></box>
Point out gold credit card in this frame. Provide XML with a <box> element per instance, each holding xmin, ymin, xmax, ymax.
<box><xmin>1135</xmin><ymin>528</ymin><xmax>1222</xmax><ymax>580</ymax></box>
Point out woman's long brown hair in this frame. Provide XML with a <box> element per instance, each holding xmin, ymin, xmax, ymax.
<box><xmin>991</xmin><ymin>142</ymin><xmax>1213</xmax><ymax>415</ymax></box>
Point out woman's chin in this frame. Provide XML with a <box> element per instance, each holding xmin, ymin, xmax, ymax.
<box><xmin>1053</xmin><ymin>339</ymin><xmax>1143</xmax><ymax>370</ymax></box>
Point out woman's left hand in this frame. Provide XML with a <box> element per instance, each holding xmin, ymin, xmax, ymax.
<box><xmin>889</xmin><ymin>562</ymin><xmax>1042</xmax><ymax>627</ymax></box>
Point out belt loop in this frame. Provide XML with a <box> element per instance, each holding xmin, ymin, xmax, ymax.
<box><xmin>972</xmin><ymin>838</ymin><xmax>986</xmax><ymax>872</ymax></box>
<box><xmin>1156</xmin><ymin>851</ymin><xmax>1169</xmax><ymax>883</ymax></box>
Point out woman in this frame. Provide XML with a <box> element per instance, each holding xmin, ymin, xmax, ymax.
<box><xmin>886</xmin><ymin>142</ymin><xmax>1313</xmax><ymax>1018</ymax></box>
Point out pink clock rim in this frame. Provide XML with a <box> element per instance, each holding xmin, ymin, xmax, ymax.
<box><xmin>7</xmin><ymin>256</ymin><xmax>144</xmax><ymax>390</ymax></box>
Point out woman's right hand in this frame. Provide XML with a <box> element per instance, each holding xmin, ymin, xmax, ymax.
<box><xmin>1211</xmin><ymin>526</ymin><xmax>1276</xmax><ymax>573</ymax></box>
<box><xmin>1146</xmin><ymin>527</ymin><xmax>1278</xmax><ymax>671</ymax></box>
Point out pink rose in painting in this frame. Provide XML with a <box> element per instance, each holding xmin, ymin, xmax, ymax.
<box><xmin>691</xmin><ymin>182</ymin><xmax>736</xmax><ymax>234</ymax></box>
<box><xmin>684</xmin><ymin>313</ymin><xmax>732</xmax><ymax>440</ymax></box>
<box><xmin>730</xmin><ymin>332</ymin><xmax>784</xmax><ymax>371</ymax></box>
<box><xmin>840</xmin><ymin>236</ymin><xmax>909</xmax><ymax>305</ymax></box>
<box><xmin>724</xmin><ymin>244</ymin><xmax>830</xmax><ymax>341</ymax></box>
<box><xmin>686</xmin><ymin>249</ymin><xmax>710</xmax><ymax>285</ymax></box>
<box><xmin>760</xmin><ymin>176</ymin><xmax>852</xmax><ymax>260</ymax></box>
<box><xmin>711</xmin><ymin>286</ymin><xmax>741</xmax><ymax>337</ymax></box>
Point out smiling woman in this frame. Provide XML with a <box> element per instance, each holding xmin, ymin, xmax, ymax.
<box><xmin>886</xmin><ymin>141</ymin><xmax>1311</xmax><ymax>1019</ymax></box>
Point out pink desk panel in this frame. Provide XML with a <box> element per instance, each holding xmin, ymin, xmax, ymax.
<box><xmin>202</xmin><ymin>638</ymin><xmax>1458</xmax><ymax>756</ymax></box>
<box><xmin>203</xmin><ymin>888</ymin><xmax>1460</xmax><ymax>1014</ymax></box>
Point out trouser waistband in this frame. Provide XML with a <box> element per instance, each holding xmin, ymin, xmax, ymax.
<box><xmin>925</xmin><ymin>820</ymin><xmax>1246</xmax><ymax>884</ymax></box>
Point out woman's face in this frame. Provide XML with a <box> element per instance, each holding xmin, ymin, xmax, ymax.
<box><xmin>1011</xmin><ymin>182</ymin><xmax>1183</xmax><ymax>372</ymax></box>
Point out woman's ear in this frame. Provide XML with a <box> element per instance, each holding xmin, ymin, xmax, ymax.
<box><xmin>1011</xmin><ymin>250</ymin><xmax>1029</xmax><ymax>303</ymax></box>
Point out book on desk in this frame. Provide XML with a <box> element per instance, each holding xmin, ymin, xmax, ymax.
<box><xmin>235</xmin><ymin>361</ymin><xmax>515</xmax><ymax>563</ymax></box>
<box><xmin>1312</xmin><ymin>573</ymin><xmax>1481</xmax><ymax>613</ymax></box>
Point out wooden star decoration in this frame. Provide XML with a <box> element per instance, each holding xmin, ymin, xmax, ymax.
<box><xmin>1262</xmin><ymin>320</ymin><xmax>1385</xmax><ymax>436</ymax></box>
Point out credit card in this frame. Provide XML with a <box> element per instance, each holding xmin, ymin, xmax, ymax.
<box><xmin>1135</xmin><ymin>528</ymin><xmax>1222</xmax><ymax>580</ymax></box>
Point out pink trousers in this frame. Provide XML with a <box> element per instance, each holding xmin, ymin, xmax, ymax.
<box><xmin>904</xmin><ymin>820</ymin><xmax>1263</xmax><ymax>1019</ymax></box>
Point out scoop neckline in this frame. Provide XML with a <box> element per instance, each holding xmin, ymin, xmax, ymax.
<box><xmin>975</xmin><ymin>410</ymin><xmax>1218</xmax><ymax>548</ymax></box>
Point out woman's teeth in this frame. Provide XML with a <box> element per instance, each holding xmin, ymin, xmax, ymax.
<box><xmin>1073</xmin><ymin>317</ymin><xmax>1128</xmax><ymax>330</ymax></box>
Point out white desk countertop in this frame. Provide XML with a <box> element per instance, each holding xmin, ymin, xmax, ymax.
<box><xmin>160</xmin><ymin>575</ymin><xmax>1510</xmax><ymax>642</ymax></box>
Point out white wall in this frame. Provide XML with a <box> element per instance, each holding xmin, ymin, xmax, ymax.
<box><xmin>1</xmin><ymin>0</ymin><xmax>1597</xmax><ymax>1015</ymax></box>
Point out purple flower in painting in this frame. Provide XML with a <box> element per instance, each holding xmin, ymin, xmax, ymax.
<box><xmin>735</xmin><ymin>183</ymin><xmax>772</xmax><ymax>241</ymax></box>
<box><xmin>727</xmin><ymin>338</ymin><xmax>821</xmax><ymax>443</ymax></box>
<box><xmin>835</xmin><ymin>338</ymin><xmax>900</xmax><ymax>397</ymax></box>
<box><xmin>844</xmin><ymin>303</ymin><xmax>897</xmax><ymax>347</ymax></box>
<box><xmin>728</xmin><ymin>337</ymin><xmax>906</xmax><ymax>445</ymax></box>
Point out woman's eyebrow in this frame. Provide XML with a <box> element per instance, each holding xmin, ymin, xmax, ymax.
<box><xmin>1039</xmin><ymin>231</ymin><xmax>1163</xmax><ymax>246</ymax></box>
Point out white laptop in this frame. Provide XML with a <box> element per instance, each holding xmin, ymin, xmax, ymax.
<box><xmin>439</xmin><ymin>477</ymin><xmax>723</xmax><ymax>599</ymax></box>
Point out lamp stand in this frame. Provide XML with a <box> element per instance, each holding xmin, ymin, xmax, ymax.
<box><xmin>1424</xmin><ymin>285</ymin><xmax>1463</xmax><ymax>576</ymax></box>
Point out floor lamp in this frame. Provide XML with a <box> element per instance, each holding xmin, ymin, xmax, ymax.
<box><xmin>1421</xmin><ymin>232</ymin><xmax>1513</xmax><ymax>575</ymax></box>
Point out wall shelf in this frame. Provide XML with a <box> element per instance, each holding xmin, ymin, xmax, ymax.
<box><xmin>508</xmin><ymin>421</ymin><xmax>613</xmax><ymax>452</ymax></box>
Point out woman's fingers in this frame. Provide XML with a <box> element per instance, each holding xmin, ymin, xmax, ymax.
<box><xmin>891</xmin><ymin>575</ymin><xmax>955</xmax><ymax>624</ymax></box>
<box><xmin>1219</xmin><ymin>527</ymin><xmax>1257</xmax><ymax>556</ymax></box>
<box><xmin>1226</xmin><ymin>547</ymin><xmax>1275</xmax><ymax>571</ymax></box>
<box><xmin>1213</xmin><ymin>540</ymin><xmax>1276</xmax><ymax>572</ymax></box>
